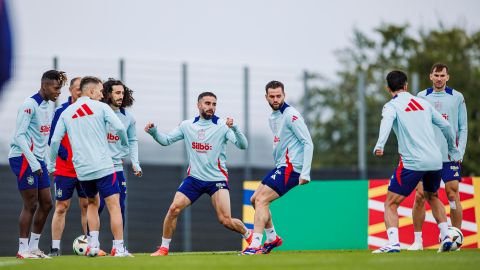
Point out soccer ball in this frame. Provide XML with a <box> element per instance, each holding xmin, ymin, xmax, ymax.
<box><xmin>438</xmin><ymin>227</ymin><xmax>463</xmax><ymax>251</ymax></box>
<box><xmin>73</xmin><ymin>235</ymin><xmax>88</xmax><ymax>255</ymax></box>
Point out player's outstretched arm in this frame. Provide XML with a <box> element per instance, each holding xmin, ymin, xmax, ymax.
<box><xmin>431</xmin><ymin>108</ymin><xmax>461</xmax><ymax>162</ymax></box>
<box><xmin>48</xmin><ymin>116</ymin><xmax>67</xmax><ymax>174</ymax></box>
<box><xmin>373</xmin><ymin>104</ymin><xmax>396</xmax><ymax>156</ymax></box>
<box><xmin>287</xmin><ymin>113</ymin><xmax>313</xmax><ymax>183</ymax></box>
<box><xmin>225</xmin><ymin>117</ymin><xmax>248</xmax><ymax>150</ymax></box>
<box><xmin>144</xmin><ymin>122</ymin><xmax>184</xmax><ymax>146</ymax></box>
<box><xmin>14</xmin><ymin>102</ymin><xmax>41</xmax><ymax>172</ymax></box>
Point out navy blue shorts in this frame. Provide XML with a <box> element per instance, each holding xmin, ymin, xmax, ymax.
<box><xmin>79</xmin><ymin>173</ymin><xmax>120</xmax><ymax>199</ymax></box>
<box><xmin>99</xmin><ymin>171</ymin><xmax>126</xmax><ymax>214</ymax></box>
<box><xmin>442</xmin><ymin>162</ymin><xmax>462</xmax><ymax>183</ymax></box>
<box><xmin>54</xmin><ymin>175</ymin><xmax>86</xmax><ymax>201</ymax></box>
<box><xmin>388</xmin><ymin>165</ymin><xmax>441</xmax><ymax>197</ymax></box>
<box><xmin>261</xmin><ymin>166</ymin><xmax>300</xmax><ymax>197</ymax></box>
<box><xmin>9</xmin><ymin>156</ymin><xmax>50</xmax><ymax>191</ymax></box>
<box><xmin>178</xmin><ymin>176</ymin><xmax>229</xmax><ymax>204</ymax></box>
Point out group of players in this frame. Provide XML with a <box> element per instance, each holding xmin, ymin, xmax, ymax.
<box><xmin>8</xmin><ymin>73</ymin><xmax>314</xmax><ymax>258</ymax></box>
<box><xmin>8</xmin><ymin>62</ymin><xmax>467</xmax><ymax>259</ymax></box>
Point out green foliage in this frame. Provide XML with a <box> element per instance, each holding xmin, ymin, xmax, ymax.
<box><xmin>305</xmin><ymin>24</ymin><xmax>480</xmax><ymax>175</ymax></box>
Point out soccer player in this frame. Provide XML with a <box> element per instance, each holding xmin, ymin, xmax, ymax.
<box><xmin>371</xmin><ymin>70</ymin><xmax>461</xmax><ymax>253</ymax></box>
<box><xmin>47</xmin><ymin>77</ymin><xmax>89</xmax><ymax>256</ymax></box>
<box><xmin>242</xmin><ymin>80</ymin><xmax>313</xmax><ymax>255</ymax></box>
<box><xmin>98</xmin><ymin>78</ymin><xmax>142</xmax><ymax>233</ymax></box>
<box><xmin>8</xmin><ymin>70</ymin><xmax>67</xmax><ymax>259</ymax></box>
<box><xmin>146</xmin><ymin>92</ymin><xmax>252</xmax><ymax>256</ymax></box>
<box><xmin>48</xmin><ymin>76</ymin><xmax>132</xmax><ymax>257</ymax></box>
<box><xmin>408</xmin><ymin>63</ymin><xmax>468</xmax><ymax>250</ymax></box>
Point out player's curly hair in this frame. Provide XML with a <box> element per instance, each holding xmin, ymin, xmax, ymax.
<box><xmin>41</xmin><ymin>70</ymin><xmax>67</xmax><ymax>86</ymax></box>
<box><xmin>102</xmin><ymin>78</ymin><xmax>134</xmax><ymax>108</ymax></box>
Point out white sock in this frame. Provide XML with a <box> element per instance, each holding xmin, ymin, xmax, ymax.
<box><xmin>414</xmin><ymin>231</ymin><xmax>422</xmax><ymax>243</ymax></box>
<box><xmin>438</xmin><ymin>222</ymin><xmax>449</xmax><ymax>241</ymax></box>
<box><xmin>243</xmin><ymin>227</ymin><xmax>252</xmax><ymax>239</ymax></box>
<box><xmin>265</xmin><ymin>226</ymin><xmax>277</xmax><ymax>243</ymax></box>
<box><xmin>19</xmin><ymin>238</ymin><xmax>29</xmax><ymax>253</ymax></box>
<box><xmin>28</xmin><ymin>233</ymin><xmax>41</xmax><ymax>251</ymax></box>
<box><xmin>161</xmin><ymin>237</ymin><xmax>171</xmax><ymax>249</ymax></box>
<box><xmin>249</xmin><ymin>233</ymin><xmax>263</xmax><ymax>248</ymax></box>
<box><xmin>113</xmin><ymin>240</ymin><xmax>124</xmax><ymax>251</ymax></box>
<box><xmin>386</xmin><ymin>227</ymin><xmax>399</xmax><ymax>245</ymax></box>
<box><xmin>89</xmin><ymin>231</ymin><xmax>100</xmax><ymax>248</ymax></box>
<box><xmin>52</xmin><ymin>240</ymin><xmax>61</xmax><ymax>249</ymax></box>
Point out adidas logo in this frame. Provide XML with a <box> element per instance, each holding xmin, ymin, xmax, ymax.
<box><xmin>454</xmin><ymin>172</ymin><xmax>459</xmax><ymax>177</ymax></box>
<box><xmin>24</xmin><ymin>108</ymin><xmax>32</xmax><ymax>114</ymax></box>
<box><xmin>405</xmin><ymin>99</ymin><xmax>424</xmax><ymax>112</ymax></box>
<box><xmin>292</xmin><ymin>115</ymin><xmax>298</xmax><ymax>122</ymax></box>
<box><xmin>72</xmin><ymin>104</ymin><xmax>94</xmax><ymax>119</ymax></box>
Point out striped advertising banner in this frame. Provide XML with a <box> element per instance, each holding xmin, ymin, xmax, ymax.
<box><xmin>368</xmin><ymin>177</ymin><xmax>480</xmax><ymax>249</ymax></box>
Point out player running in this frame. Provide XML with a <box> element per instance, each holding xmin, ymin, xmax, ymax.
<box><xmin>408</xmin><ymin>63</ymin><xmax>468</xmax><ymax>250</ymax></box>
<box><xmin>242</xmin><ymin>80</ymin><xmax>313</xmax><ymax>255</ymax></box>
<box><xmin>48</xmin><ymin>76</ymin><xmax>132</xmax><ymax>257</ymax></box>
<box><xmin>372</xmin><ymin>70</ymin><xmax>461</xmax><ymax>253</ymax></box>
<box><xmin>98</xmin><ymin>79</ymin><xmax>142</xmax><ymax>245</ymax></box>
<box><xmin>47</xmin><ymin>77</ymin><xmax>89</xmax><ymax>256</ymax></box>
<box><xmin>9</xmin><ymin>70</ymin><xmax>67</xmax><ymax>259</ymax></box>
<box><xmin>146</xmin><ymin>92</ymin><xmax>252</xmax><ymax>256</ymax></box>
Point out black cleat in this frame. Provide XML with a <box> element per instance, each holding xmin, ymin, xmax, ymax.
<box><xmin>48</xmin><ymin>248</ymin><xmax>61</xmax><ymax>256</ymax></box>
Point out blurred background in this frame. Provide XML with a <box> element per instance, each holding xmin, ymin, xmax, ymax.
<box><xmin>0</xmin><ymin>0</ymin><xmax>479</xmax><ymax>255</ymax></box>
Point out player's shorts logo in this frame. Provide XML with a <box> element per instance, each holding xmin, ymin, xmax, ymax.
<box><xmin>27</xmin><ymin>176</ymin><xmax>34</xmax><ymax>185</ymax></box>
<box><xmin>271</xmin><ymin>169</ymin><xmax>282</xmax><ymax>180</ymax></box>
<box><xmin>450</xmin><ymin>165</ymin><xmax>459</xmax><ymax>171</ymax></box>
<box><xmin>56</xmin><ymin>188</ymin><xmax>63</xmax><ymax>198</ymax></box>
<box><xmin>215</xmin><ymin>182</ymin><xmax>226</xmax><ymax>189</ymax></box>
<box><xmin>198</xmin><ymin>129</ymin><xmax>206</xmax><ymax>140</ymax></box>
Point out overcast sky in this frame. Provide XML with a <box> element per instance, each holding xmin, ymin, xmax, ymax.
<box><xmin>8</xmin><ymin>0</ymin><xmax>480</xmax><ymax>78</ymax></box>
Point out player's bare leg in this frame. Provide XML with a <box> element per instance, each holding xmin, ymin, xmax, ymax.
<box><xmin>26</xmin><ymin>187</ymin><xmax>52</xmax><ymax>258</ymax></box>
<box><xmin>79</xmin><ymin>197</ymin><xmax>89</xmax><ymax>234</ymax></box>
<box><xmin>372</xmin><ymin>191</ymin><xmax>404</xmax><ymax>253</ymax></box>
<box><xmin>151</xmin><ymin>192</ymin><xmax>191</xmax><ymax>256</ymax></box>
<box><xmin>50</xmin><ymin>199</ymin><xmax>71</xmax><ymax>255</ymax></box>
<box><xmin>424</xmin><ymin>191</ymin><xmax>452</xmax><ymax>252</ymax></box>
<box><xmin>250</xmin><ymin>185</ymin><xmax>279</xmax><ymax>247</ymax></box>
<box><xmin>445</xmin><ymin>180</ymin><xmax>462</xmax><ymax>229</ymax></box>
<box><xmin>250</xmin><ymin>184</ymin><xmax>274</xmax><ymax>229</ymax></box>
<box><xmin>409</xmin><ymin>182</ymin><xmax>425</xmax><ymax>250</ymax></box>
<box><xmin>104</xmin><ymin>194</ymin><xmax>123</xmax><ymax>240</ymax></box>
<box><xmin>211</xmin><ymin>189</ymin><xmax>251</xmax><ymax>242</ymax></box>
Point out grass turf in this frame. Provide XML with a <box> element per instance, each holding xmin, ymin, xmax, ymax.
<box><xmin>0</xmin><ymin>250</ymin><xmax>479</xmax><ymax>270</ymax></box>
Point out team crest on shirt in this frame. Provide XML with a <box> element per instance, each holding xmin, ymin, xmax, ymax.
<box><xmin>27</xmin><ymin>176</ymin><xmax>34</xmax><ymax>185</ymax></box>
<box><xmin>434</xmin><ymin>101</ymin><xmax>442</xmax><ymax>111</ymax></box>
<box><xmin>56</xmin><ymin>188</ymin><xmax>63</xmax><ymax>198</ymax></box>
<box><xmin>197</xmin><ymin>129</ymin><xmax>206</xmax><ymax>140</ymax></box>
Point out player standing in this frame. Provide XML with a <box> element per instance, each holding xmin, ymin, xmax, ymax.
<box><xmin>408</xmin><ymin>63</ymin><xmax>468</xmax><ymax>250</ymax></box>
<box><xmin>146</xmin><ymin>92</ymin><xmax>252</xmax><ymax>256</ymax></box>
<box><xmin>47</xmin><ymin>77</ymin><xmax>89</xmax><ymax>256</ymax></box>
<box><xmin>48</xmin><ymin>76</ymin><xmax>132</xmax><ymax>257</ymax></box>
<box><xmin>9</xmin><ymin>70</ymin><xmax>67</xmax><ymax>259</ymax></box>
<box><xmin>372</xmin><ymin>70</ymin><xmax>461</xmax><ymax>253</ymax></box>
<box><xmin>98</xmin><ymin>79</ymin><xmax>142</xmax><ymax>241</ymax></box>
<box><xmin>242</xmin><ymin>80</ymin><xmax>313</xmax><ymax>255</ymax></box>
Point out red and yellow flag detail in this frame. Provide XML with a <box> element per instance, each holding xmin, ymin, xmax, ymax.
<box><xmin>368</xmin><ymin>177</ymin><xmax>480</xmax><ymax>249</ymax></box>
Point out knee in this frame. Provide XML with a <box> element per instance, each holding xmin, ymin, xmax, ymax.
<box><xmin>446</xmin><ymin>189</ymin><xmax>458</xmax><ymax>202</ymax></box>
<box><xmin>41</xmin><ymin>200</ymin><xmax>53</xmax><ymax>213</ymax></box>
<box><xmin>423</xmin><ymin>192</ymin><xmax>437</xmax><ymax>202</ymax></box>
<box><xmin>24</xmin><ymin>201</ymin><xmax>38</xmax><ymax>213</ymax></box>
<box><xmin>168</xmin><ymin>203</ymin><xmax>182</xmax><ymax>217</ymax></box>
<box><xmin>384</xmin><ymin>200</ymin><xmax>399</xmax><ymax>211</ymax></box>
<box><xmin>250</xmin><ymin>197</ymin><xmax>256</xmax><ymax>209</ymax></box>
<box><xmin>55</xmin><ymin>203</ymin><xmax>69</xmax><ymax>216</ymax></box>
<box><xmin>414</xmin><ymin>191</ymin><xmax>425</xmax><ymax>205</ymax></box>
<box><xmin>254</xmin><ymin>196</ymin><xmax>269</xmax><ymax>208</ymax></box>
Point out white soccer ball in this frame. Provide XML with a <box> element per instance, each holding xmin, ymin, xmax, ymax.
<box><xmin>438</xmin><ymin>227</ymin><xmax>463</xmax><ymax>251</ymax></box>
<box><xmin>73</xmin><ymin>235</ymin><xmax>88</xmax><ymax>255</ymax></box>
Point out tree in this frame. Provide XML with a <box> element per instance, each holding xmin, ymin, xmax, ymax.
<box><xmin>305</xmin><ymin>23</ymin><xmax>480</xmax><ymax>175</ymax></box>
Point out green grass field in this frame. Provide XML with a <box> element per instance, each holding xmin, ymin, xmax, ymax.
<box><xmin>1</xmin><ymin>250</ymin><xmax>479</xmax><ymax>270</ymax></box>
